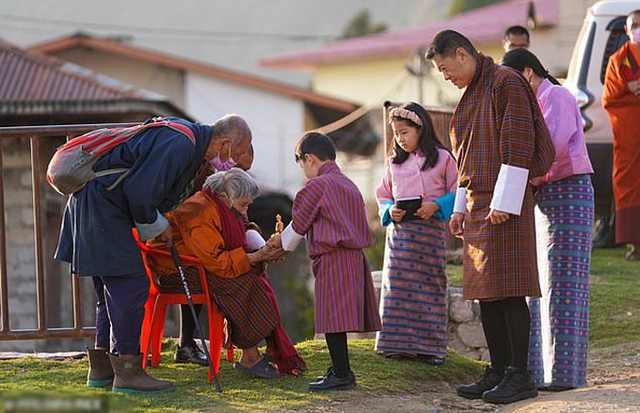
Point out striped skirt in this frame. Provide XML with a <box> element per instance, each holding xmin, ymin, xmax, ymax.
<box><xmin>374</xmin><ymin>217</ymin><xmax>448</xmax><ymax>358</ymax></box>
<box><xmin>206</xmin><ymin>269</ymin><xmax>280</xmax><ymax>350</ymax></box>
<box><xmin>312</xmin><ymin>248</ymin><xmax>382</xmax><ymax>334</ymax></box>
<box><xmin>528</xmin><ymin>174</ymin><xmax>594</xmax><ymax>388</ymax></box>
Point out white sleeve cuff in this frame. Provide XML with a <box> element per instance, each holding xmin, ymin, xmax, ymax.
<box><xmin>490</xmin><ymin>164</ymin><xmax>529</xmax><ymax>216</ymax></box>
<box><xmin>453</xmin><ymin>187</ymin><xmax>467</xmax><ymax>214</ymax></box>
<box><xmin>135</xmin><ymin>210</ymin><xmax>169</xmax><ymax>241</ymax></box>
<box><xmin>281</xmin><ymin>222</ymin><xmax>304</xmax><ymax>251</ymax></box>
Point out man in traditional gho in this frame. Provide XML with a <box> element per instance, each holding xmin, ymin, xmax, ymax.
<box><xmin>602</xmin><ymin>9</ymin><xmax>640</xmax><ymax>261</ymax></box>
<box><xmin>426</xmin><ymin>30</ymin><xmax>555</xmax><ymax>405</ymax></box>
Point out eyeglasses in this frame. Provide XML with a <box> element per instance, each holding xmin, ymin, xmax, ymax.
<box><xmin>294</xmin><ymin>153</ymin><xmax>304</xmax><ymax>163</ymax></box>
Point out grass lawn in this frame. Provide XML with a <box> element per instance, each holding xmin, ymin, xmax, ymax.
<box><xmin>0</xmin><ymin>340</ymin><xmax>481</xmax><ymax>413</ymax></box>
<box><xmin>0</xmin><ymin>247</ymin><xmax>637</xmax><ymax>412</ymax></box>
<box><xmin>446</xmin><ymin>246</ymin><xmax>640</xmax><ymax>349</ymax></box>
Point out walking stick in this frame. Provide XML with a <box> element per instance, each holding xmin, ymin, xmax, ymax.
<box><xmin>170</xmin><ymin>244</ymin><xmax>223</xmax><ymax>392</ymax></box>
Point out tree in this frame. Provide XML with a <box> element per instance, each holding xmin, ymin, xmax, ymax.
<box><xmin>340</xmin><ymin>9</ymin><xmax>387</xmax><ymax>39</ymax></box>
<box><xmin>448</xmin><ymin>0</ymin><xmax>503</xmax><ymax>16</ymax></box>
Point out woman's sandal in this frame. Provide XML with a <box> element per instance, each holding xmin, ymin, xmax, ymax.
<box><xmin>233</xmin><ymin>358</ymin><xmax>280</xmax><ymax>379</ymax></box>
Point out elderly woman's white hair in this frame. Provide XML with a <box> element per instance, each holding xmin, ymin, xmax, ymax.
<box><xmin>204</xmin><ymin>168</ymin><xmax>260</xmax><ymax>201</ymax></box>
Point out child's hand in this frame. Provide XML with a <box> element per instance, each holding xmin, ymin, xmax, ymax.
<box><xmin>416</xmin><ymin>201</ymin><xmax>439</xmax><ymax>220</ymax></box>
<box><xmin>389</xmin><ymin>205</ymin><xmax>406</xmax><ymax>222</ymax></box>
<box><xmin>267</xmin><ymin>233</ymin><xmax>283</xmax><ymax>249</ymax></box>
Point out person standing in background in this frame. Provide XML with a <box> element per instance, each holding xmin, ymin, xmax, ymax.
<box><xmin>503</xmin><ymin>48</ymin><xmax>595</xmax><ymax>391</ymax></box>
<box><xmin>602</xmin><ymin>9</ymin><xmax>640</xmax><ymax>261</ymax></box>
<box><xmin>502</xmin><ymin>25</ymin><xmax>530</xmax><ymax>52</ymax></box>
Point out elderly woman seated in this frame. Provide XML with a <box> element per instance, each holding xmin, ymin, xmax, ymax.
<box><xmin>147</xmin><ymin>168</ymin><xmax>306</xmax><ymax>378</ymax></box>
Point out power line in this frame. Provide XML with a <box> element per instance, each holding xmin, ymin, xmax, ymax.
<box><xmin>0</xmin><ymin>13</ymin><xmax>337</xmax><ymax>42</ymax></box>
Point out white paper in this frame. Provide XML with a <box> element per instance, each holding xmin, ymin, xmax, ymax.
<box><xmin>490</xmin><ymin>164</ymin><xmax>529</xmax><ymax>216</ymax></box>
<box><xmin>281</xmin><ymin>222</ymin><xmax>304</xmax><ymax>251</ymax></box>
<box><xmin>453</xmin><ymin>187</ymin><xmax>467</xmax><ymax>214</ymax></box>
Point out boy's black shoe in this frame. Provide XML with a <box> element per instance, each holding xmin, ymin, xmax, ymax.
<box><xmin>482</xmin><ymin>366</ymin><xmax>538</xmax><ymax>404</ymax></box>
<box><xmin>309</xmin><ymin>370</ymin><xmax>356</xmax><ymax>391</ymax></box>
<box><xmin>174</xmin><ymin>342</ymin><xmax>208</xmax><ymax>366</ymax></box>
<box><xmin>456</xmin><ymin>366</ymin><xmax>503</xmax><ymax>400</ymax></box>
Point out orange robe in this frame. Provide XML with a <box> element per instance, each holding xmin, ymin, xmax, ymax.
<box><xmin>602</xmin><ymin>42</ymin><xmax>640</xmax><ymax>243</ymax></box>
<box><xmin>147</xmin><ymin>192</ymin><xmax>252</xmax><ymax>278</ymax></box>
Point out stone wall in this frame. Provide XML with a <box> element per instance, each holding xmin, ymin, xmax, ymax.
<box><xmin>447</xmin><ymin>287</ymin><xmax>489</xmax><ymax>361</ymax></box>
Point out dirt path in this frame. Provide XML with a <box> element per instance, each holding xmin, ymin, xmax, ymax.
<box><xmin>293</xmin><ymin>342</ymin><xmax>640</xmax><ymax>413</ymax></box>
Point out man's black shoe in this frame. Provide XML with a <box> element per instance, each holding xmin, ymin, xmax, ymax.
<box><xmin>456</xmin><ymin>366</ymin><xmax>503</xmax><ymax>400</ymax></box>
<box><xmin>174</xmin><ymin>342</ymin><xmax>208</xmax><ymax>366</ymax></box>
<box><xmin>309</xmin><ymin>370</ymin><xmax>356</xmax><ymax>391</ymax></box>
<box><xmin>311</xmin><ymin>366</ymin><xmax>334</xmax><ymax>383</ymax></box>
<box><xmin>482</xmin><ymin>366</ymin><xmax>538</xmax><ymax>404</ymax></box>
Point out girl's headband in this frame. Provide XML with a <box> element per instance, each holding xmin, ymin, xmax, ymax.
<box><xmin>388</xmin><ymin>107</ymin><xmax>423</xmax><ymax>126</ymax></box>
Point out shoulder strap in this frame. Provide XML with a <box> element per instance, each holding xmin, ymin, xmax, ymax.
<box><xmin>87</xmin><ymin>119</ymin><xmax>196</xmax><ymax>156</ymax></box>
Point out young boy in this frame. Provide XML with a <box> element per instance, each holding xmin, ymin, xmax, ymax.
<box><xmin>268</xmin><ymin>132</ymin><xmax>381</xmax><ymax>391</ymax></box>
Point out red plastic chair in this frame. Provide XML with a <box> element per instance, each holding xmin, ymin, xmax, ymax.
<box><xmin>132</xmin><ymin>229</ymin><xmax>233</xmax><ymax>382</ymax></box>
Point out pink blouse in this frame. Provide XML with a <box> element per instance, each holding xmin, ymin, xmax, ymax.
<box><xmin>536</xmin><ymin>79</ymin><xmax>593</xmax><ymax>182</ymax></box>
<box><xmin>376</xmin><ymin>148</ymin><xmax>458</xmax><ymax>205</ymax></box>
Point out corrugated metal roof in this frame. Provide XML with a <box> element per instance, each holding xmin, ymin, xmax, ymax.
<box><xmin>0</xmin><ymin>39</ymin><xmax>154</xmax><ymax>102</ymax></box>
<box><xmin>262</xmin><ymin>0</ymin><xmax>560</xmax><ymax>68</ymax></box>
<box><xmin>30</xmin><ymin>34</ymin><xmax>359</xmax><ymax>113</ymax></box>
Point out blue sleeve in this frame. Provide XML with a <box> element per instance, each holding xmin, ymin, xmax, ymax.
<box><xmin>379</xmin><ymin>200</ymin><xmax>394</xmax><ymax>227</ymax></box>
<box><xmin>434</xmin><ymin>192</ymin><xmax>455</xmax><ymax>221</ymax></box>
<box><xmin>122</xmin><ymin>131</ymin><xmax>198</xmax><ymax>230</ymax></box>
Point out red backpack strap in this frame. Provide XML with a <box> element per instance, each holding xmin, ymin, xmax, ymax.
<box><xmin>165</xmin><ymin>121</ymin><xmax>196</xmax><ymax>144</ymax></box>
<box><xmin>86</xmin><ymin>119</ymin><xmax>196</xmax><ymax>155</ymax></box>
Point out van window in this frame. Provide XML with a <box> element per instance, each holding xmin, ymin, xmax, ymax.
<box><xmin>567</xmin><ymin>20</ymin><xmax>594</xmax><ymax>84</ymax></box>
<box><xmin>600</xmin><ymin>16</ymin><xmax>630</xmax><ymax>84</ymax></box>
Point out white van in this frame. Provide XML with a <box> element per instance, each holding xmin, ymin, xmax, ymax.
<box><xmin>563</xmin><ymin>0</ymin><xmax>637</xmax><ymax>246</ymax></box>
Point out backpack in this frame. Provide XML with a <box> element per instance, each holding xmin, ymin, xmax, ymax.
<box><xmin>46</xmin><ymin>118</ymin><xmax>196</xmax><ymax>196</ymax></box>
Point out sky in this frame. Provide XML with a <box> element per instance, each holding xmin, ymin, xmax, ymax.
<box><xmin>0</xmin><ymin>0</ymin><xmax>451</xmax><ymax>87</ymax></box>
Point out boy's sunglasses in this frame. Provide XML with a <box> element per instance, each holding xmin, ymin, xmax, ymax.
<box><xmin>294</xmin><ymin>153</ymin><xmax>305</xmax><ymax>163</ymax></box>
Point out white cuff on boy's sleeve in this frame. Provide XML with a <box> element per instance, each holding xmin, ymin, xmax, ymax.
<box><xmin>453</xmin><ymin>187</ymin><xmax>467</xmax><ymax>214</ymax></box>
<box><xmin>281</xmin><ymin>222</ymin><xmax>304</xmax><ymax>251</ymax></box>
<box><xmin>489</xmin><ymin>164</ymin><xmax>529</xmax><ymax>216</ymax></box>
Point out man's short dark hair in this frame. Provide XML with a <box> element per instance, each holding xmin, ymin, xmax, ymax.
<box><xmin>504</xmin><ymin>25</ymin><xmax>530</xmax><ymax>42</ymax></box>
<box><xmin>296</xmin><ymin>132</ymin><xmax>336</xmax><ymax>162</ymax></box>
<box><xmin>425</xmin><ymin>30</ymin><xmax>477</xmax><ymax>60</ymax></box>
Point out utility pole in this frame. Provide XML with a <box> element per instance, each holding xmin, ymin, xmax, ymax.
<box><xmin>405</xmin><ymin>47</ymin><xmax>427</xmax><ymax>103</ymax></box>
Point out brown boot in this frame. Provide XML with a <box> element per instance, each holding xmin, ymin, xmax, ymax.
<box><xmin>87</xmin><ymin>348</ymin><xmax>114</xmax><ymax>387</ymax></box>
<box><xmin>109</xmin><ymin>353</ymin><xmax>174</xmax><ymax>394</ymax></box>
